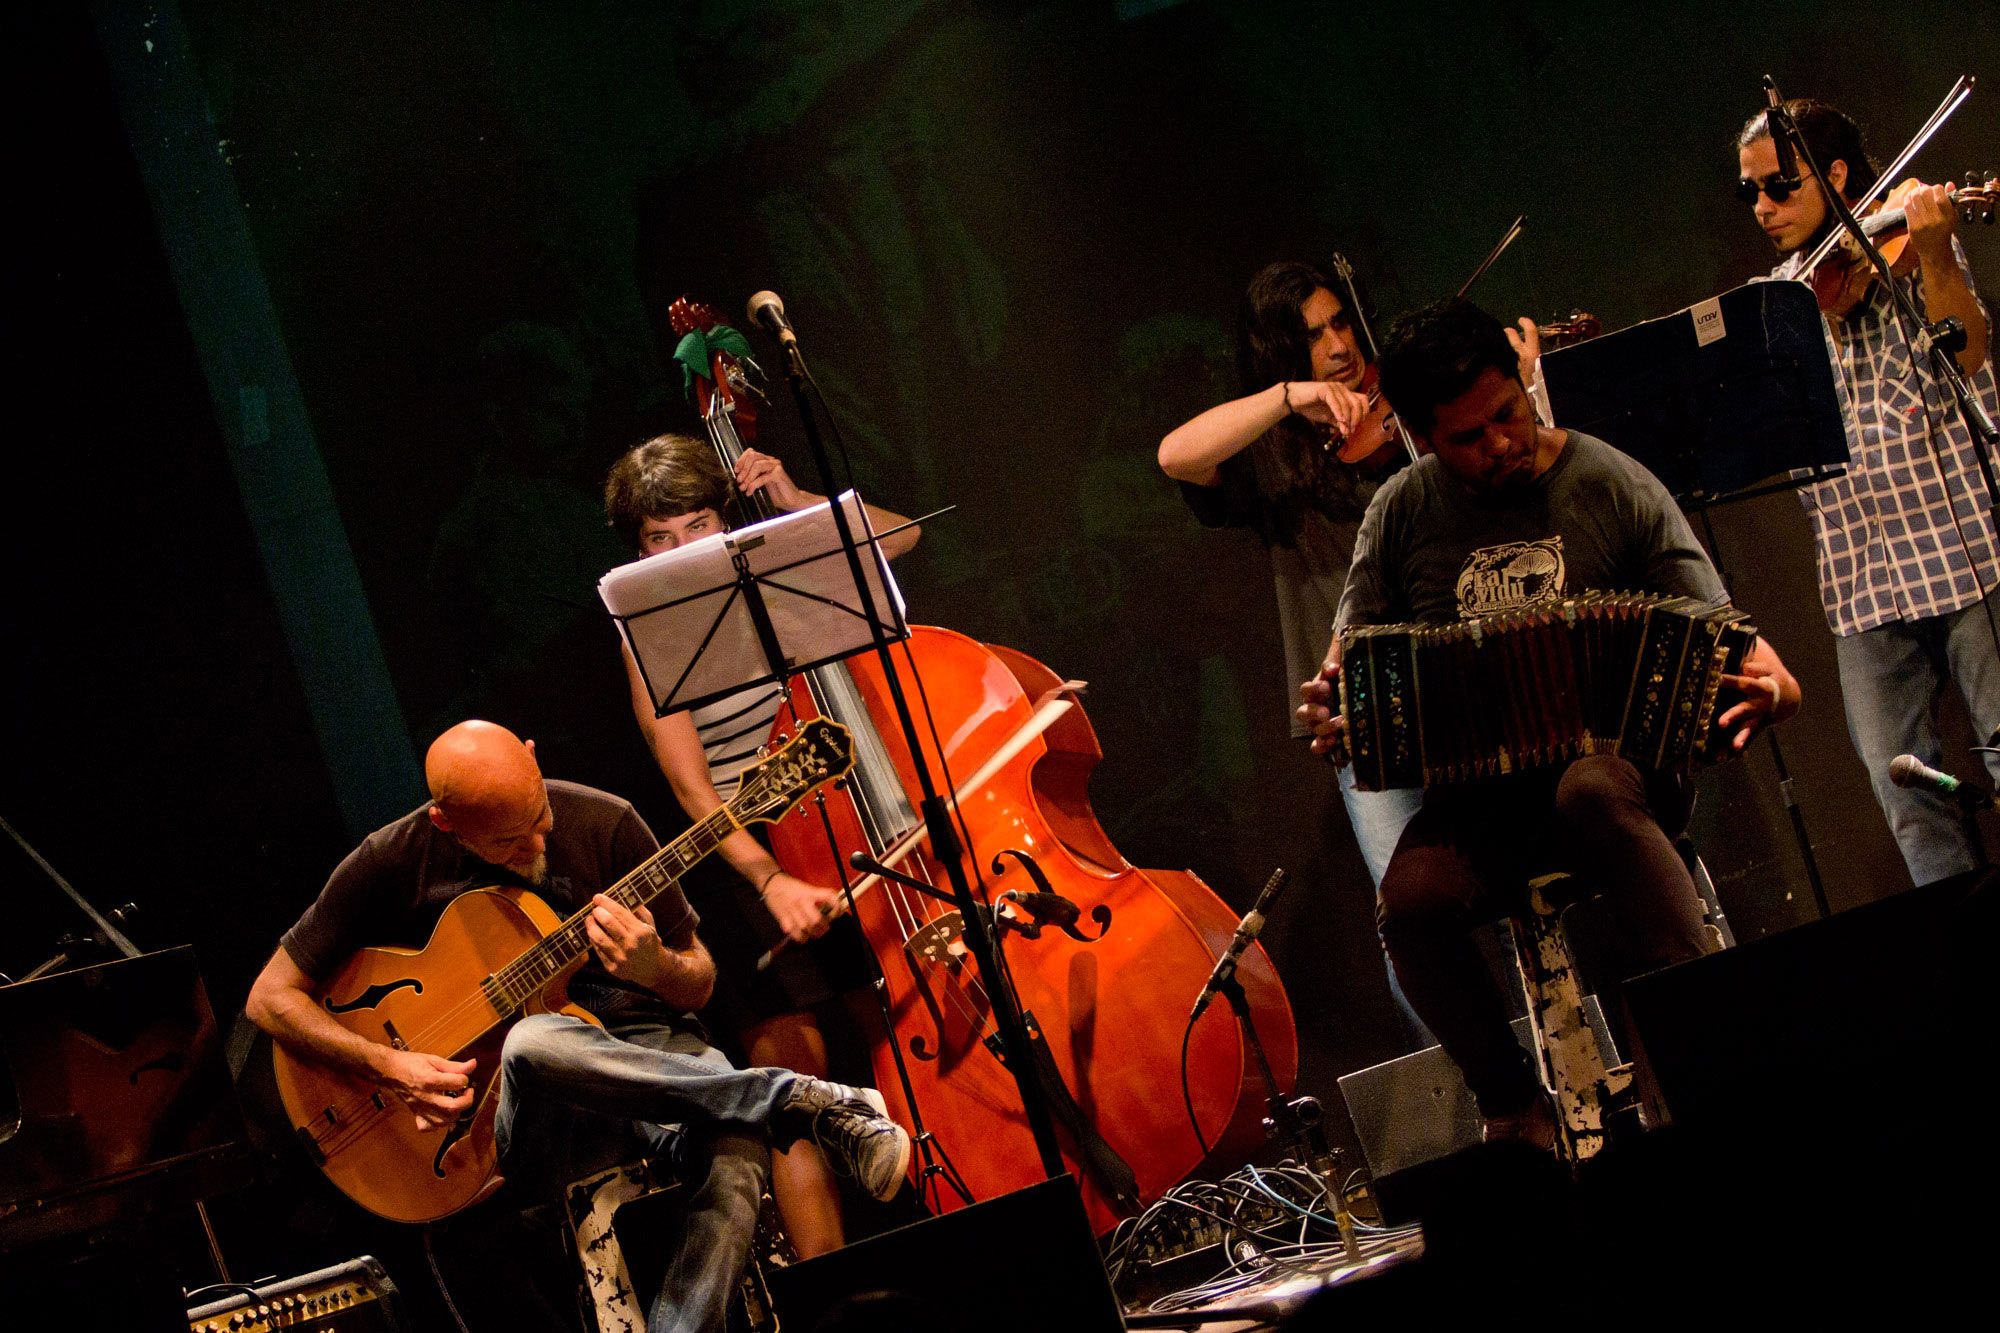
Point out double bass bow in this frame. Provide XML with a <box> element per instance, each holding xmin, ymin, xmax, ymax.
<box><xmin>668</xmin><ymin>297</ymin><xmax>1298</xmax><ymax>1236</ymax></box>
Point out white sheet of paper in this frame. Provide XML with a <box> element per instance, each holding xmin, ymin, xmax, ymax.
<box><xmin>599</xmin><ymin>490</ymin><xmax>906</xmax><ymax>715</ymax></box>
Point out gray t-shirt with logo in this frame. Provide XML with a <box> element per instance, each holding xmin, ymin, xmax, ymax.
<box><xmin>1336</xmin><ymin>431</ymin><xmax>1725</xmax><ymax>630</ymax></box>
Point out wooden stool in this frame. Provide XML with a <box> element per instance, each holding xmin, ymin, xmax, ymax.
<box><xmin>1509</xmin><ymin>840</ymin><xmax>1731</xmax><ymax>1163</ymax></box>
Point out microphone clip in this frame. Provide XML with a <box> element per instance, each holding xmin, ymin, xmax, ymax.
<box><xmin>991</xmin><ymin>849</ymin><xmax>1111</xmax><ymax>943</ymax></box>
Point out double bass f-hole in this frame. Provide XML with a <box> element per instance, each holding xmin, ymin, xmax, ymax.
<box><xmin>990</xmin><ymin>849</ymin><xmax>1111</xmax><ymax>943</ymax></box>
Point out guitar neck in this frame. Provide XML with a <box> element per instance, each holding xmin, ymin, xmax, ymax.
<box><xmin>481</xmin><ymin>803</ymin><xmax>742</xmax><ymax>1016</ymax></box>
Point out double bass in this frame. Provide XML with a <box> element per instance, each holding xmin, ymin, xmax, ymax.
<box><xmin>667</xmin><ymin>298</ymin><xmax>1297</xmax><ymax>1235</ymax></box>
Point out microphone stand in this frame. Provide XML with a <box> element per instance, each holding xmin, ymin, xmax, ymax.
<box><xmin>1694</xmin><ymin>506</ymin><xmax>1833</xmax><ymax>919</ymax></box>
<box><xmin>1210</xmin><ymin>972</ymin><xmax>1359</xmax><ymax>1261</ymax></box>
<box><xmin>758</xmin><ymin>316</ymin><xmax>1067</xmax><ymax>1185</ymax></box>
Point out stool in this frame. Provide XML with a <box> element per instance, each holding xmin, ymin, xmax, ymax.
<box><xmin>560</xmin><ymin>1140</ymin><xmax>789</xmax><ymax>1333</ymax></box>
<box><xmin>564</xmin><ymin>1156</ymin><xmax>682</xmax><ymax>1333</ymax></box>
<box><xmin>1507</xmin><ymin>838</ymin><xmax>1731</xmax><ymax>1164</ymax></box>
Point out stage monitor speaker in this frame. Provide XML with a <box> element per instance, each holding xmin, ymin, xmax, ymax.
<box><xmin>1624</xmin><ymin>871</ymin><xmax>1997</xmax><ymax>1152</ymax></box>
<box><xmin>765</xmin><ymin>1175</ymin><xmax>1122</xmax><ymax>1332</ymax></box>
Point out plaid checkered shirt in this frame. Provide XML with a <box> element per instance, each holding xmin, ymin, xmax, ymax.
<box><xmin>1773</xmin><ymin>241</ymin><xmax>2000</xmax><ymax>636</ymax></box>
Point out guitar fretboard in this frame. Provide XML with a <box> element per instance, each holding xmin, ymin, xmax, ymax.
<box><xmin>479</xmin><ymin>805</ymin><xmax>739</xmax><ymax>1015</ymax></box>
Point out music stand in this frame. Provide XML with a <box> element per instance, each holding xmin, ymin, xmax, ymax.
<box><xmin>600</xmin><ymin>491</ymin><xmax>909</xmax><ymax>719</ymax></box>
<box><xmin>1541</xmin><ymin>279</ymin><xmax>1849</xmax><ymax>506</ymax></box>
<box><xmin>1542</xmin><ymin>278</ymin><xmax>1850</xmax><ymax>918</ymax></box>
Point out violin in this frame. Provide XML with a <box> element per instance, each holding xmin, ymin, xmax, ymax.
<box><xmin>1332</xmin><ymin>364</ymin><xmax>1402</xmax><ymax>469</ymax></box>
<box><xmin>1809</xmin><ymin>172</ymin><xmax>1997</xmax><ymax>318</ymax></box>
<box><xmin>1332</xmin><ymin>310</ymin><xmax>1600</xmax><ymax>468</ymax></box>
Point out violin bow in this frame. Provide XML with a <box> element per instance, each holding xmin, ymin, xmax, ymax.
<box><xmin>1456</xmin><ymin>214</ymin><xmax>1526</xmax><ymax>299</ymax></box>
<box><xmin>1797</xmin><ymin>75</ymin><xmax>1976</xmax><ymax>279</ymax></box>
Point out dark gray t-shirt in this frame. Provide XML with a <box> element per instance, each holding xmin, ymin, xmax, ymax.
<box><xmin>281</xmin><ymin>779</ymin><xmax>699</xmax><ymax>1023</ymax></box>
<box><xmin>1336</xmin><ymin>431</ymin><xmax>1725</xmax><ymax>629</ymax></box>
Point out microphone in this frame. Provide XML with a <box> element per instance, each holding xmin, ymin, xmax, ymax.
<box><xmin>745</xmin><ymin>290</ymin><xmax>797</xmax><ymax>348</ymax></box>
<box><xmin>1763</xmin><ymin>76</ymin><xmax>1801</xmax><ymax>187</ymax></box>
<box><xmin>1191</xmin><ymin>868</ymin><xmax>1289</xmax><ymax>1021</ymax></box>
<box><xmin>1887</xmin><ymin>754</ymin><xmax>1995</xmax><ymax>814</ymax></box>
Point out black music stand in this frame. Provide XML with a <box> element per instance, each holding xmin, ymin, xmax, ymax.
<box><xmin>1542</xmin><ymin>279</ymin><xmax>1850</xmax><ymax>917</ymax></box>
<box><xmin>600</xmin><ymin>491</ymin><xmax>909</xmax><ymax>719</ymax></box>
<box><xmin>1540</xmin><ymin>279</ymin><xmax>1849</xmax><ymax>506</ymax></box>
<box><xmin>600</xmin><ymin>470</ymin><xmax>1068</xmax><ymax>1191</ymax></box>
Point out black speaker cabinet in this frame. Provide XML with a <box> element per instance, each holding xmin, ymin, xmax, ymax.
<box><xmin>765</xmin><ymin>1176</ymin><xmax>1122</xmax><ymax>1332</ymax></box>
<box><xmin>1626</xmin><ymin>873</ymin><xmax>1995</xmax><ymax>1137</ymax></box>
<box><xmin>1623</xmin><ymin>868</ymin><xmax>2000</xmax><ymax>1215</ymax></box>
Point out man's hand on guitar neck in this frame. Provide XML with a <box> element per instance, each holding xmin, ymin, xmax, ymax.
<box><xmin>376</xmin><ymin>1049</ymin><xmax>478</xmax><ymax>1133</ymax></box>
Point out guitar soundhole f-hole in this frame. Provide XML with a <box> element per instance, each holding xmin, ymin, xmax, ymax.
<box><xmin>324</xmin><ymin>977</ymin><xmax>424</xmax><ymax>1014</ymax></box>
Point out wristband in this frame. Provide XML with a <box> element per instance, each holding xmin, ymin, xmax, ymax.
<box><xmin>1280</xmin><ymin>381</ymin><xmax>1296</xmax><ymax>417</ymax></box>
<box><xmin>755</xmin><ymin>868</ymin><xmax>783</xmax><ymax>896</ymax></box>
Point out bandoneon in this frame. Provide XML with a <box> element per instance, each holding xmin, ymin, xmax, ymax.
<box><xmin>1340</xmin><ymin>592</ymin><xmax>1755</xmax><ymax>791</ymax></box>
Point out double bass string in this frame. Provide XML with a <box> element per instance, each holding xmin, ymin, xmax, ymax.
<box><xmin>772</xmin><ymin>688</ymin><xmax>995</xmax><ymax>1037</ymax></box>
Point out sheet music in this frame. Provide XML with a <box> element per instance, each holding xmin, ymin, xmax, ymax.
<box><xmin>599</xmin><ymin>490</ymin><xmax>907</xmax><ymax>716</ymax></box>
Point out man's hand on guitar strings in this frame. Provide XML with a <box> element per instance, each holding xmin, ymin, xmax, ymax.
<box><xmin>377</xmin><ymin>1049</ymin><xmax>477</xmax><ymax>1132</ymax></box>
<box><xmin>587</xmin><ymin>893</ymin><xmax>669</xmax><ymax>989</ymax></box>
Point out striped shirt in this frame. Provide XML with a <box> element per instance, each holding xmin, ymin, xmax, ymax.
<box><xmin>1774</xmin><ymin>242</ymin><xmax>2000</xmax><ymax>635</ymax></box>
<box><xmin>692</xmin><ymin>681</ymin><xmax>786</xmax><ymax>799</ymax></box>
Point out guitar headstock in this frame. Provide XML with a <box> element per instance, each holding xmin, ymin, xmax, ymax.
<box><xmin>731</xmin><ymin>719</ymin><xmax>855</xmax><ymax>825</ymax></box>
<box><xmin>668</xmin><ymin>293</ymin><xmax>763</xmax><ymax>440</ymax></box>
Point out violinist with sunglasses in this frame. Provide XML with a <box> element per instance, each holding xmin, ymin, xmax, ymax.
<box><xmin>1736</xmin><ymin>97</ymin><xmax>2000</xmax><ymax>888</ymax></box>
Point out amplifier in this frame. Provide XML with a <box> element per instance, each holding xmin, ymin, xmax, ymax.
<box><xmin>1339</xmin><ymin>1000</ymin><xmax>1614</xmax><ymax>1223</ymax></box>
<box><xmin>186</xmin><ymin>1256</ymin><xmax>407</xmax><ymax>1333</ymax></box>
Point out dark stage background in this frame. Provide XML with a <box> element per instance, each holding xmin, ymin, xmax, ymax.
<box><xmin>8</xmin><ymin>0</ymin><xmax>2000</xmax><ymax>1298</ymax></box>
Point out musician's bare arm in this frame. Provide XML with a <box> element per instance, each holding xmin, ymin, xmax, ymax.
<box><xmin>733</xmin><ymin>447</ymin><xmax>920</xmax><ymax>558</ymax></box>
<box><xmin>1717</xmin><ymin>635</ymin><xmax>1803</xmax><ymax>748</ymax></box>
<box><xmin>585</xmin><ymin>896</ymin><xmax>715</xmax><ymax>1011</ymax></box>
<box><xmin>622</xmin><ymin>646</ymin><xmax>837</xmax><ymax>943</ymax></box>
<box><xmin>247</xmin><ymin>947</ymin><xmax>476</xmax><ymax>1131</ymax></box>
<box><xmin>1158</xmin><ymin>383</ymin><xmax>1367</xmax><ymax>486</ymax></box>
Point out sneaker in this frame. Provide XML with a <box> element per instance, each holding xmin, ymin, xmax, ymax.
<box><xmin>781</xmin><ymin>1078</ymin><xmax>911</xmax><ymax>1202</ymax></box>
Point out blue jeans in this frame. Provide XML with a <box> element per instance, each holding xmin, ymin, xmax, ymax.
<box><xmin>1835</xmin><ymin>598</ymin><xmax>2000</xmax><ymax>887</ymax></box>
<box><xmin>1337</xmin><ymin>763</ymin><xmax>1430</xmax><ymax>1048</ymax></box>
<box><xmin>494</xmin><ymin>1013</ymin><xmax>788</xmax><ymax>1333</ymax></box>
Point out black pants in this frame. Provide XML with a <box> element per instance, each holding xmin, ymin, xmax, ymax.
<box><xmin>1375</xmin><ymin>755</ymin><xmax>1714</xmax><ymax>1117</ymax></box>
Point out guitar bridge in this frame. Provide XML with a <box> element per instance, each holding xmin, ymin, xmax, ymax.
<box><xmin>295</xmin><ymin>1124</ymin><xmax>327</xmax><ymax>1166</ymax></box>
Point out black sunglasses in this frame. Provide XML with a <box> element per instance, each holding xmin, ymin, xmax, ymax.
<box><xmin>1735</xmin><ymin>173</ymin><xmax>1802</xmax><ymax>206</ymax></box>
